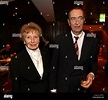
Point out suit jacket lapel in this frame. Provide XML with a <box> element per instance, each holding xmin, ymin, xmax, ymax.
<box><xmin>79</xmin><ymin>33</ymin><xmax>91</xmax><ymax>62</ymax></box>
<box><xmin>62</xmin><ymin>32</ymin><xmax>79</xmax><ymax>75</ymax></box>
<box><xmin>23</xmin><ymin>48</ymin><xmax>49</xmax><ymax>79</ymax></box>
<box><xmin>67</xmin><ymin>33</ymin><xmax>79</xmax><ymax>62</ymax></box>
<box><xmin>39</xmin><ymin>48</ymin><xmax>50</xmax><ymax>80</ymax></box>
<box><xmin>22</xmin><ymin>49</ymin><xmax>40</xmax><ymax>73</ymax></box>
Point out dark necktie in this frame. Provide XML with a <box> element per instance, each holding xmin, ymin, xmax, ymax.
<box><xmin>74</xmin><ymin>36</ymin><xmax>79</xmax><ymax>56</ymax></box>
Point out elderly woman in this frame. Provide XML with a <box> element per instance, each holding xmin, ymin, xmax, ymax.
<box><xmin>10</xmin><ymin>22</ymin><xmax>51</xmax><ymax>93</ymax></box>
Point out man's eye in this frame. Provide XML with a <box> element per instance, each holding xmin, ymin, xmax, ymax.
<box><xmin>70</xmin><ymin>17</ymin><xmax>76</xmax><ymax>20</ymax></box>
<box><xmin>70</xmin><ymin>16</ymin><xmax>84</xmax><ymax>21</ymax></box>
<box><xmin>78</xmin><ymin>16</ymin><xmax>84</xmax><ymax>20</ymax></box>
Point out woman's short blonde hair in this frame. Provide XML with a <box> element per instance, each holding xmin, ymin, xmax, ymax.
<box><xmin>20</xmin><ymin>22</ymin><xmax>42</xmax><ymax>40</ymax></box>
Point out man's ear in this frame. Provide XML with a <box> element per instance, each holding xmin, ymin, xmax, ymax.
<box><xmin>67</xmin><ymin>19</ymin><xmax>70</xmax><ymax>26</ymax></box>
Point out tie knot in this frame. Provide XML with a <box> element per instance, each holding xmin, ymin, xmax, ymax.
<box><xmin>74</xmin><ymin>36</ymin><xmax>79</xmax><ymax>41</ymax></box>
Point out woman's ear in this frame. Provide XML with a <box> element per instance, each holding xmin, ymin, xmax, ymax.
<box><xmin>24</xmin><ymin>41</ymin><xmax>26</xmax><ymax>44</ymax></box>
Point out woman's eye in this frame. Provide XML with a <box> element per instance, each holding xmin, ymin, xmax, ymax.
<box><xmin>26</xmin><ymin>36</ymin><xmax>30</xmax><ymax>38</ymax></box>
<box><xmin>34</xmin><ymin>36</ymin><xmax>39</xmax><ymax>38</ymax></box>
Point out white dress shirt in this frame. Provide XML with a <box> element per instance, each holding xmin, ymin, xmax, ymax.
<box><xmin>71</xmin><ymin>31</ymin><xmax>95</xmax><ymax>80</ymax></box>
<box><xmin>25</xmin><ymin>46</ymin><xmax>44</xmax><ymax>78</ymax></box>
<box><xmin>71</xmin><ymin>31</ymin><xmax>85</xmax><ymax>60</ymax></box>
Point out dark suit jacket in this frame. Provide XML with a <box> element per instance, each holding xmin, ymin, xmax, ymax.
<box><xmin>10</xmin><ymin>47</ymin><xmax>51</xmax><ymax>93</ymax></box>
<box><xmin>50</xmin><ymin>32</ymin><xmax>99</xmax><ymax>92</ymax></box>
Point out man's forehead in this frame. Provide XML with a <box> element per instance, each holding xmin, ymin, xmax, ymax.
<box><xmin>70</xmin><ymin>9</ymin><xmax>84</xmax><ymax>16</ymax></box>
<box><xmin>71</xmin><ymin>9</ymin><xmax>83</xmax><ymax>13</ymax></box>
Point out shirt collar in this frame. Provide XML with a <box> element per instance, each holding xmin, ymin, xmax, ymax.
<box><xmin>25</xmin><ymin>45</ymin><xmax>40</xmax><ymax>55</ymax></box>
<box><xmin>71</xmin><ymin>30</ymin><xmax>84</xmax><ymax>39</ymax></box>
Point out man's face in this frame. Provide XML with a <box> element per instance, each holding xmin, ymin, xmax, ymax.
<box><xmin>68</xmin><ymin>9</ymin><xmax>85</xmax><ymax>35</ymax></box>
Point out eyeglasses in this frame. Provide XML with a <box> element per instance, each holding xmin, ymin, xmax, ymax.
<box><xmin>69</xmin><ymin>16</ymin><xmax>85</xmax><ymax>21</ymax></box>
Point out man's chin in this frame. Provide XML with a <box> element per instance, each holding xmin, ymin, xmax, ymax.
<box><xmin>75</xmin><ymin>29</ymin><xmax>83</xmax><ymax>33</ymax></box>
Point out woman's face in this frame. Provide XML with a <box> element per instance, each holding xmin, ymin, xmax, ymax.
<box><xmin>23</xmin><ymin>29</ymin><xmax>40</xmax><ymax>50</ymax></box>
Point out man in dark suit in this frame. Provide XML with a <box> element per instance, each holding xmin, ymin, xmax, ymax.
<box><xmin>50</xmin><ymin>6</ymin><xmax>99</xmax><ymax>93</ymax></box>
<box><xmin>10</xmin><ymin>22</ymin><xmax>51</xmax><ymax>93</ymax></box>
